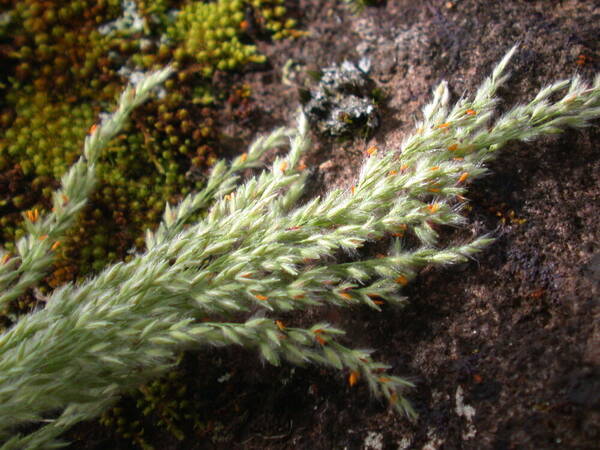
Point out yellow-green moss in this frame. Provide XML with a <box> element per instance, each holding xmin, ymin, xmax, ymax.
<box><xmin>100</xmin><ymin>367</ymin><xmax>203</xmax><ymax>447</ymax></box>
<box><xmin>7</xmin><ymin>1</ymin><xmax>122</xmax><ymax>98</ymax></box>
<box><xmin>0</xmin><ymin>0</ymin><xmax>301</xmax><ymax>442</ymax></box>
<box><xmin>166</xmin><ymin>0</ymin><xmax>297</xmax><ymax>75</ymax></box>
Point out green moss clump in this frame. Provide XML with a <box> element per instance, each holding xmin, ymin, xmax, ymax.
<box><xmin>134</xmin><ymin>0</ymin><xmax>175</xmax><ymax>23</ymax></box>
<box><xmin>2</xmin><ymin>87</ymin><xmax>97</xmax><ymax>180</ymax></box>
<box><xmin>101</xmin><ymin>367</ymin><xmax>202</xmax><ymax>447</ymax></box>
<box><xmin>167</xmin><ymin>0</ymin><xmax>260</xmax><ymax>76</ymax></box>
<box><xmin>0</xmin><ymin>0</ymin><xmax>303</xmax><ymax>438</ymax></box>
<box><xmin>0</xmin><ymin>84</ymin><xmax>200</xmax><ymax>286</ymax></box>
<box><xmin>341</xmin><ymin>0</ymin><xmax>384</xmax><ymax>14</ymax></box>
<box><xmin>166</xmin><ymin>0</ymin><xmax>297</xmax><ymax>76</ymax></box>
<box><xmin>6</xmin><ymin>0</ymin><xmax>123</xmax><ymax>98</ymax></box>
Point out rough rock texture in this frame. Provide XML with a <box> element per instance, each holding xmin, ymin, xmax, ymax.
<box><xmin>70</xmin><ymin>0</ymin><xmax>599</xmax><ymax>448</ymax></box>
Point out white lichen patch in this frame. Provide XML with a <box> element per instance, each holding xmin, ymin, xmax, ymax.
<box><xmin>364</xmin><ymin>431</ymin><xmax>384</xmax><ymax>450</ymax></box>
<box><xmin>397</xmin><ymin>434</ymin><xmax>414</xmax><ymax>449</ymax></box>
<box><xmin>455</xmin><ymin>385</ymin><xmax>477</xmax><ymax>440</ymax></box>
<box><xmin>99</xmin><ymin>0</ymin><xmax>146</xmax><ymax>35</ymax></box>
<box><xmin>422</xmin><ymin>428</ymin><xmax>443</xmax><ymax>450</ymax></box>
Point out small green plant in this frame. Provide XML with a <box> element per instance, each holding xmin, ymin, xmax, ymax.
<box><xmin>341</xmin><ymin>0</ymin><xmax>382</xmax><ymax>14</ymax></box>
<box><xmin>0</xmin><ymin>47</ymin><xmax>599</xmax><ymax>448</ymax></box>
<box><xmin>0</xmin><ymin>0</ymin><xmax>300</xmax><ymax>294</ymax></box>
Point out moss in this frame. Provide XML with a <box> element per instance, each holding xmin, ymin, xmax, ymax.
<box><xmin>100</xmin><ymin>364</ymin><xmax>204</xmax><ymax>446</ymax></box>
<box><xmin>342</xmin><ymin>0</ymin><xmax>384</xmax><ymax>14</ymax></box>
<box><xmin>0</xmin><ymin>0</ymin><xmax>302</xmax><ymax>439</ymax></box>
<box><xmin>166</xmin><ymin>0</ymin><xmax>296</xmax><ymax>73</ymax></box>
<box><xmin>6</xmin><ymin>1</ymin><xmax>123</xmax><ymax>98</ymax></box>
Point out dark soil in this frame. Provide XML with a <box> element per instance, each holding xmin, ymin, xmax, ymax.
<box><xmin>68</xmin><ymin>0</ymin><xmax>600</xmax><ymax>449</ymax></box>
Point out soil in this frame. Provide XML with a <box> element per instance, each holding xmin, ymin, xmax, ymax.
<box><xmin>68</xmin><ymin>0</ymin><xmax>600</xmax><ymax>449</ymax></box>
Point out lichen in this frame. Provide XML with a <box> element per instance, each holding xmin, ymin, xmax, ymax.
<box><xmin>302</xmin><ymin>59</ymin><xmax>380</xmax><ymax>137</ymax></box>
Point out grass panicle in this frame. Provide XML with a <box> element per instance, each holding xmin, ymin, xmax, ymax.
<box><xmin>0</xmin><ymin>48</ymin><xmax>599</xmax><ymax>448</ymax></box>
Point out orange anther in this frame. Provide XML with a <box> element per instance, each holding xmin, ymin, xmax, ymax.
<box><xmin>315</xmin><ymin>335</ymin><xmax>326</xmax><ymax>345</ymax></box>
<box><xmin>255</xmin><ymin>294</ymin><xmax>268</xmax><ymax>301</ymax></box>
<box><xmin>275</xmin><ymin>320</ymin><xmax>286</xmax><ymax>331</ymax></box>
<box><xmin>453</xmin><ymin>157</ymin><xmax>464</xmax><ymax>161</ymax></box>
<box><xmin>395</xmin><ymin>275</ymin><xmax>408</xmax><ymax>286</ymax></box>
<box><xmin>297</xmin><ymin>161</ymin><xmax>307</xmax><ymax>171</ymax></box>
<box><xmin>348</xmin><ymin>371</ymin><xmax>359</xmax><ymax>387</ymax></box>
<box><xmin>388</xmin><ymin>170</ymin><xmax>398</xmax><ymax>176</ymax></box>
<box><xmin>427</xmin><ymin>203</ymin><xmax>440</xmax><ymax>213</ymax></box>
<box><xmin>279</xmin><ymin>161</ymin><xmax>288</xmax><ymax>173</ymax></box>
<box><xmin>392</xmin><ymin>224</ymin><xmax>408</xmax><ymax>234</ymax></box>
<box><xmin>240</xmin><ymin>152</ymin><xmax>248</xmax><ymax>162</ymax></box>
<box><xmin>436</xmin><ymin>122</ymin><xmax>451</xmax><ymax>129</ymax></box>
<box><xmin>224</xmin><ymin>193</ymin><xmax>233</xmax><ymax>201</ymax></box>
<box><xmin>88</xmin><ymin>124</ymin><xmax>98</xmax><ymax>134</ymax></box>
<box><xmin>339</xmin><ymin>292</ymin><xmax>352</xmax><ymax>300</ymax></box>
<box><xmin>458</xmin><ymin>172</ymin><xmax>469</xmax><ymax>184</ymax></box>
<box><xmin>289</xmin><ymin>30</ymin><xmax>310</xmax><ymax>39</ymax></box>
<box><xmin>529</xmin><ymin>288</ymin><xmax>545</xmax><ymax>299</ymax></box>
<box><xmin>1</xmin><ymin>253</ymin><xmax>11</xmax><ymax>264</ymax></box>
<box><xmin>378</xmin><ymin>376</ymin><xmax>391</xmax><ymax>383</ymax></box>
<box><xmin>39</xmin><ymin>234</ymin><xmax>48</xmax><ymax>241</ymax></box>
<box><xmin>241</xmin><ymin>273</ymin><xmax>253</xmax><ymax>278</ymax></box>
<box><xmin>240</xmin><ymin>20</ymin><xmax>249</xmax><ymax>31</ymax></box>
<box><xmin>25</xmin><ymin>208</ymin><xmax>39</xmax><ymax>223</ymax></box>
<box><xmin>373</xmin><ymin>300</ymin><xmax>384</xmax><ymax>305</ymax></box>
<box><xmin>564</xmin><ymin>94</ymin><xmax>579</xmax><ymax>104</ymax></box>
<box><xmin>351</xmin><ymin>186</ymin><xmax>356</xmax><ymax>195</ymax></box>
<box><xmin>366</xmin><ymin>145</ymin><xmax>377</xmax><ymax>156</ymax></box>
<box><xmin>466</xmin><ymin>109</ymin><xmax>477</xmax><ymax>116</ymax></box>
<box><xmin>400</xmin><ymin>164</ymin><xmax>409</xmax><ymax>171</ymax></box>
<box><xmin>50</xmin><ymin>241</ymin><xmax>61</xmax><ymax>251</ymax></box>
<box><xmin>447</xmin><ymin>144</ymin><xmax>459</xmax><ymax>151</ymax></box>
<box><xmin>428</xmin><ymin>188</ymin><xmax>441</xmax><ymax>193</ymax></box>
<box><xmin>293</xmin><ymin>294</ymin><xmax>305</xmax><ymax>300</ymax></box>
<box><xmin>576</xmin><ymin>54</ymin><xmax>589</xmax><ymax>66</ymax></box>
<box><xmin>430</xmin><ymin>166</ymin><xmax>440</xmax><ymax>171</ymax></box>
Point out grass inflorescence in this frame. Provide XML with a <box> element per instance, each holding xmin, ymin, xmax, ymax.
<box><xmin>0</xmin><ymin>47</ymin><xmax>599</xmax><ymax>448</ymax></box>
